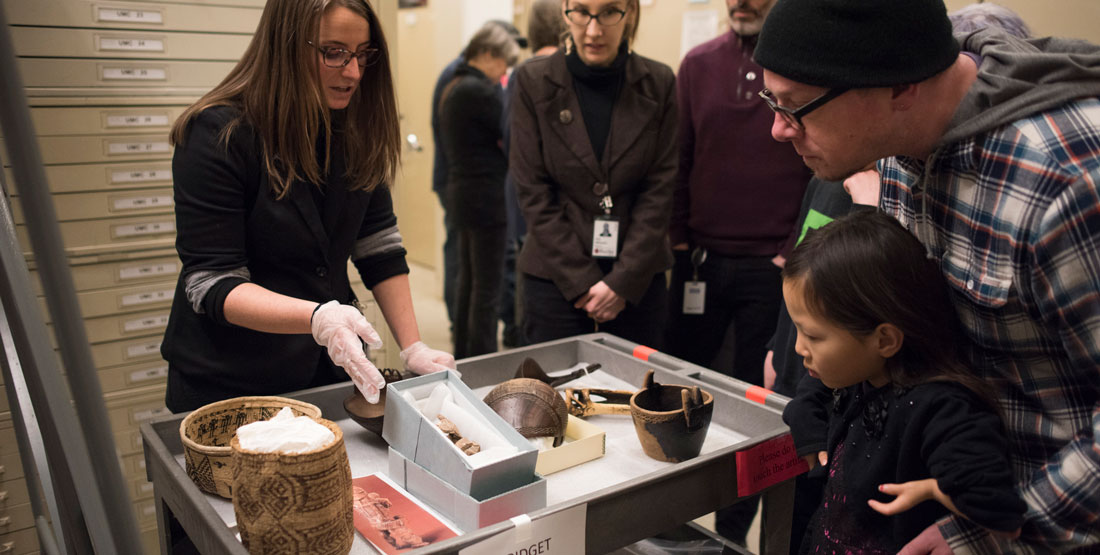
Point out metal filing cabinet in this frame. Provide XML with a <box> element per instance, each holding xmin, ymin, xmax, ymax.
<box><xmin>5</xmin><ymin>2</ymin><xmax>399</xmax><ymax>548</ymax></box>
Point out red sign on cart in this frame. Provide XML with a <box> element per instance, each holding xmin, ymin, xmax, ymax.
<box><xmin>735</xmin><ymin>434</ymin><xmax>809</xmax><ymax>496</ymax></box>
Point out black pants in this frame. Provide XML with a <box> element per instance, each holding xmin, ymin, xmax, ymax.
<box><xmin>522</xmin><ymin>272</ymin><xmax>667</xmax><ymax>349</ymax></box>
<box><xmin>453</xmin><ymin>225</ymin><xmax>505</xmax><ymax>359</ymax></box>
<box><xmin>665</xmin><ymin>251</ymin><xmax>782</xmax><ymax>386</ymax></box>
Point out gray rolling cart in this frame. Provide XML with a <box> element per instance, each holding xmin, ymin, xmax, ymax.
<box><xmin>140</xmin><ymin>333</ymin><xmax>800</xmax><ymax>554</ymax></box>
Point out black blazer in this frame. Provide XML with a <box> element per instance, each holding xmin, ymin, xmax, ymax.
<box><xmin>162</xmin><ymin>106</ymin><xmax>408</xmax><ymax>412</ymax></box>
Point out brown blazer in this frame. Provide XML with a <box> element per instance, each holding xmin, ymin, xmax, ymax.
<box><xmin>509</xmin><ymin>50</ymin><xmax>677</xmax><ymax>304</ymax></box>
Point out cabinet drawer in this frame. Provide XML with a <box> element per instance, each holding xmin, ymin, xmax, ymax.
<box><xmin>129</xmin><ymin>474</ymin><xmax>155</xmax><ymax>502</ymax></box>
<box><xmin>11</xmin><ymin>27</ymin><xmax>251</xmax><ymax>61</ymax></box>
<box><xmin>12</xmin><ymin>188</ymin><xmax>173</xmax><ymax>223</ymax></box>
<box><xmin>51</xmin><ymin>308</ymin><xmax>170</xmax><ymax>345</ymax></box>
<box><xmin>135</xmin><ymin>497</ymin><xmax>157</xmax><ymax>528</ymax></box>
<box><xmin>0</xmin><ymin>526</ymin><xmax>38</xmax><ymax>555</ymax></box>
<box><xmin>98</xmin><ymin>360</ymin><xmax>168</xmax><ymax>395</ymax></box>
<box><xmin>0</xmin><ymin>479</ymin><xmax>30</xmax><ymax>511</ymax></box>
<box><xmin>5</xmin><ymin>161</ymin><xmax>173</xmax><ymax>194</ymax></box>
<box><xmin>26</xmin><ymin>106</ymin><xmax>184</xmax><ymax>137</ymax></box>
<box><xmin>2</xmin><ymin>134</ymin><xmax>171</xmax><ymax>165</ymax></box>
<box><xmin>0</xmin><ymin>453</ymin><xmax>21</xmax><ymax>486</ymax></box>
<box><xmin>36</xmin><ymin>279</ymin><xmax>175</xmax><ymax>321</ymax></box>
<box><xmin>4</xmin><ymin>0</ymin><xmax>261</xmax><ymax>33</ymax></box>
<box><xmin>0</xmin><ymin>503</ymin><xmax>33</xmax><ymax>538</ymax></box>
<box><xmin>0</xmin><ymin>423</ymin><xmax>15</xmax><ymax>458</ymax></box>
<box><xmin>120</xmin><ymin>452</ymin><xmax>147</xmax><ymax>481</ymax></box>
<box><xmin>105</xmin><ymin>384</ymin><xmax>169</xmax><ymax>435</ymax></box>
<box><xmin>87</xmin><ymin>336</ymin><xmax>163</xmax><ymax>368</ymax></box>
<box><xmin>17</xmin><ymin>213</ymin><xmax>176</xmax><ymax>257</ymax></box>
<box><xmin>19</xmin><ymin>58</ymin><xmax>235</xmax><ymax>89</ymax></box>
<box><xmin>116</xmin><ymin>427</ymin><xmax>144</xmax><ymax>456</ymax></box>
<box><xmin>28</xmin><ymin>251</ymin><xmax>179</xmax><ymax>295</ymax></box>
<box><xmin>141</xmin><ymin>525</ymin><xmax>160</xmax><ymax>555</ymax></box>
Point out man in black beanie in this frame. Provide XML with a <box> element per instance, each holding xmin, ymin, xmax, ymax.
<box><xmin>752</xmin><ymin>0</ymin><xmax>1100</xmax><ymax>552</ymax></box>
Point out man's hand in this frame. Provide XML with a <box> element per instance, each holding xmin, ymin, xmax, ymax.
<box><xmin>869</xmin><ymin>478</ymin><xmax>960</xmax><ymax>518</ymax></box>
<box><xmin>574</xmin><ymin>281</ymin><xmax>625</xmax><ymax>323</ymax></box>
<box><xmin>802</xmin><ymin>450</ymin><xmax>827</xmax><ymax>470</ymax></box>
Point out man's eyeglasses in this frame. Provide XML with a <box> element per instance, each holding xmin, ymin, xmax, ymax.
<box><xmin>564</xmin><ymin>7</ymin><xmax>627</xmax><ymax>26</ymax></box>
<box><xmin>758</xmin><ymin>87</ymin><xmax>849</xmax><ymax>131</ymax></box>
<box><xmin>307</xmin><ymin>40</ymin><xmax>381</xmax><ymax>69</ymax></box>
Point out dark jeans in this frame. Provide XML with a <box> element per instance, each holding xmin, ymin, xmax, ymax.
<box><xmin>453</xmin><ymin>225</ymin><xmax>505</xmax><ymax>359</ymax></box>
<box><xmin>666</xmin><ymin>251</ymin><xmax>782</xmax><ymax>386</ymax></box>
<box><xmin>436</xmin><ymin>190</ymin><xmax>458</xmax><ymax>326</ymax></box>
<box><xmin>666</xmin><ymin>250</ymin><xmax>782</xmax><ymax>544</ymax></box>
<box><xmin>522</xmin><ymin>271</ymin><xmax>667</xmax><ymax>348</ymax></box>
<box><xmin>498</xmin><ymin>236</ymin><xmax>525</xmax><ymax>348</ymax></box>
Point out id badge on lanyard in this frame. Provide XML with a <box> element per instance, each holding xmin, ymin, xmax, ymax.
<box><xmin>592</xmin><ymin>193</ymin><xmax>619</xmax><ymax>259</ymax></box>
<box><xmin>683</xmin><ymin>247</ymin><xmax>707</xmax><ymax>314</ymax></box>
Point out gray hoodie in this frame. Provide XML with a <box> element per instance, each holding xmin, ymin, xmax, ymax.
<box><xmin>942</xmin><ymin>27</ymin><xmax>1100</xmax><ymax>146</ymax></box>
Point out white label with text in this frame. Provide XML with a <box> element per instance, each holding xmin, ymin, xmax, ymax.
<box><xmin>99</xmin><ymin>37</ymin><xmax>164</xmax><ymax>52</ymax></box>
<box><xmin>110</xmin><ymin>168</ymin><xmax>172</xmax><ymax>184</ymax></box>
<box><xmin>120</xmin><ymin>289</ymin><xmax>173</xmax><ymax>307</ymax></box>
<box><xmin>118</xmin><ymin>261</ymin><xmax>177</xmax><ymax>281</ymax></box>
<box><xmin>113</xmin><ymin>220</ymin><xmax>174</xmax><ymax>237</ymax></box>
<box><xmin>102</xmin><ymin>67</ymin><xmax>166</xmax><ymax>80</ymax></box>
<box><xmin>112</xmin><ymin>195</ymin><xmax>173</xmax><ymax>211</ymax></box>
<box><xmin>97</xmin><ymin>8</ymin><xmax>164</xmax><ymax>24</ymax></box>
<box><xmin>106</xmin><ymin>114</ymin><xmax>169</xmax><ymax>128</ymax></box>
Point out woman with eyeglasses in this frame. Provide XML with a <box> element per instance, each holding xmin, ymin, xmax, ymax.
<box><xmin>162</xmin><ymin>0</ymin><xmax>455</xmax><ymax>413</ymax></box>
<box><xmin>438</xmin><ymin>25</ymin><xmax>520</xmax><ymax>358</ymax></box>
<box><xmin>509</xmin><ymin>0</ymin><xmax>676</xmax><ymax>346</ymax></box>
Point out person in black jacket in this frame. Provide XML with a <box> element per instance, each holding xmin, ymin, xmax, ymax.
<box><xmin>162</xmin><ymin>0</ymin><xmax>454</xmax><ymax>413</ymax></box>
<box><xmin>781</xmin><ymin>210</ymin><xmax>1024</xmax><ymax>553</ymax></box>
<box><xmin>439</xmin><ymin>25</ymin><xmax>519</xmax><ymax>358</ymax></box>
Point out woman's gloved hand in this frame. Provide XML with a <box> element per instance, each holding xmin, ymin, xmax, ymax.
<box><xmin>311</xmin><ymin>301</ymin><xmax>385</xmax><ymax>403</ymax></box>
<box><xmin>400</xmin><ymin>341</ymin><xmax>457</xmax><ymax>375</ymax></box>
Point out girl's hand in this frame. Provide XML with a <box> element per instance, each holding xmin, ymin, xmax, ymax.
<box><xmin>869</xmin><ymin>479</ymin><xmax>960</xmax><ymax>517</ymax></box>
<box><xmin>802</xmin><ymin>451</ymin><xmax>827</xmax><ymax>470</ymax></box>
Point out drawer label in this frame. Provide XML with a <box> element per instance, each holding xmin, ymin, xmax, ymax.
<box><xmin>102</xmin><ymin>67</ymin><xmax>167</xmax><ymax>80</ymax></box>
<box><xmin>106</xmin><ymin>114</ymin><xmax>169</xmax><ymax>128</ymax></box>
<box><xmin>119</xmin><ymin>261</ymin><xmax>177</xmax><ymax>280</ymax></box>
<box><xmin>112</xmin><ymin>195</ymin><xmax>173</xmax><ymax>211</ymax></box>
<box><xmin>126</xmin><ymin>340</ymin><xmax>161</xmax><ymax>359</ymax></box>
<box><xmin>110</xmin><ymin>168</ymin><xmax>172</xmax><ymax>184</ymax></box>
<box><xmin>99</xmin><ymin>37</ymin><xmax>164</xmax><ymax>52</ymax></box>
<box><xmin>129</xmin><ymin>365</ymin><xmax>168</xmax><ymax>384</ymax></box>
<box><xmin>108</xmin><ymin>141</ymin><xmax>171</xmax><ymax>155</ymax></box>
<box><xmin>132</xmin><ymin>406</ymin><xmax>170</xmax><ymax>423</ymax></box>
<box><xmin>120</xmin><ymin>289</ymin><xmax>173</xmax><ymax>307</ymax></box>
<box><xmin>97</xmin><ymin>8</ymin><xmax>164</xmax><ymax>24</ymax></box>
<box><xmin>113</xmin><ymin>220</ymin><xmax>175</xmax><ymax>238</ymax></box>
<box><xmin>123</xmin><ymin>313</ymin><xmax>170</xmax><ymax>332</ymax></box>
<box><xmin>734</xmin><ymin>434</ymin><xmax>809</xmax><ymax>497</ymax></box>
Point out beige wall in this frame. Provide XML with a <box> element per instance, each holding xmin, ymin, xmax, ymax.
<box><xmin>515</xmin><ymin>1</ymin><xmax>1098</xmax><ymax>76</ymax></box>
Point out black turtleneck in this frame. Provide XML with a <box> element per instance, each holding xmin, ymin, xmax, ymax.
<box><xmin>566</xmin><ymin>42</ymin><xmax>629</xmax><ymax>162</ymax></box>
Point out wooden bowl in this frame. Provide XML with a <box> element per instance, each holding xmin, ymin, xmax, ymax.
<box><xmin>343</xmin><ymin>368</ymin><xmax>405</xmax><ymax>436</ymax></box>
<box><xmin>179</xmin><ymin>396</ymin><xmax>321</xmax><ymax>498</ymax></box>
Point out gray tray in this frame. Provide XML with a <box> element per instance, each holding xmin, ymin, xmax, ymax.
<box><xmin>141</xmin><ymin>333</ymin><xmax>797</xmax><ymax>554</ymax></box>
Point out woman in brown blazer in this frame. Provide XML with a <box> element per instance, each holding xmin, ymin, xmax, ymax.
<box><xmin>509</xmin><ymin>0</ymin><xmax>676</xmax><ymax>347</ymax></box>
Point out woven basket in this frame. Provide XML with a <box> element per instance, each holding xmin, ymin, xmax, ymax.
<box><xmin>231</xmin><ymin>418</ymin><xmax>353</xmax><ymax>555</ymax></box>
<box><xmin>180</xmin><ymin>396</ymin><xmax>322</xmax><ymax>498</ymax></box>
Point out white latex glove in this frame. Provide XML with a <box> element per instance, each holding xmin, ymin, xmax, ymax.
<box><xmin>311</xmin><ymin>301</ymin><xmax>385</xmax><ymax>403</ymax></box>
<box><xmin>399</xmin><ymin>341</ymin><xmax>457</xmax><ymax>376</ymax></box>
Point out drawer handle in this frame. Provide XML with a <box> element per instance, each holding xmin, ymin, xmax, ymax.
<box><xmin>0</xmin><ymin>540</ymin><xmax>13</xmax><ymax>553</ymax></box>
<box><xmin>0</xmin><ymin>516</ymin><xmax>10</xmax><ymax>528</ymax></box>
<box><xmin>0</xmin><ymin>491</ymin><xmax>7</xmax><ymax>503</ymax></box>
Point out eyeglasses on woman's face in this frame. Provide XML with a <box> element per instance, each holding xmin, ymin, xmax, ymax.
<box><xmin>564</xmin><ymin>6</ymin><xmax>627</xmax><ymax>26</ymax></box>
<box><xmin>758</xmin><ymin>87</ymin><xmax>849</xmax><ymax>131</ymax></box>
<box><xmin>307</xmin><ymin>40</ymin><xmax>381</xmax><ymax>69</ymax></box>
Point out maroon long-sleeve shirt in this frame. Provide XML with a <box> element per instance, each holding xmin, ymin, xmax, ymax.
<box><xmin>670</xmin><ymin>31</ymin><xmax>810</xmax><ymax>257</ymax></box>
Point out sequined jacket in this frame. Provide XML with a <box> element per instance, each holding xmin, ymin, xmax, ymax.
<box><xmin>783</xmin><ymin>378</ymin><xmax>1024</xmax><ymax>552</ymax></box>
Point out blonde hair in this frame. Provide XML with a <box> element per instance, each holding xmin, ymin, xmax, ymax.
<box><xmin>170</xmin><ymin>0</ymin><xmax>400</xmax><ymax>199</ymax></box>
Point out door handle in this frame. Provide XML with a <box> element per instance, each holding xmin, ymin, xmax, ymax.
<box><xmin>405</xmin><ymin>133</ymin><xmax>424</xmax><ymax>152</ymax></box>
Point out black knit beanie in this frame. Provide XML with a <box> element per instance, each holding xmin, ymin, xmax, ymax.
<box><xmin>754</xmin><ymin>0</ymin><xmax>959</xmax><ymax>89</ymax></box>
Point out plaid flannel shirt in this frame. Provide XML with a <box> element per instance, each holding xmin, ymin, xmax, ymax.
<box><xmin>880</xmin><ymin>96</ymin><xmax>1100</xmax><ymax>553</ymax></box>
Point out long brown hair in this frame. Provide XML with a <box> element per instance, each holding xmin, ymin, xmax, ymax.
<box><xmin>170</xmin><ymin>0</ymin><xmax>400</xmax><ymax>199</ymax></box>
<box><xmin>783</xmin><ymin>210</ymin><xmax>998</xmax><ymax>410</ymax></box>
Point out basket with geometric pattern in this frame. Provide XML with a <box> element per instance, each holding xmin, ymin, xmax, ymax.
<box><xmin>179</xmin><ymin>396</ymin><xmax>322</xmax><ymax>498</ymax></box>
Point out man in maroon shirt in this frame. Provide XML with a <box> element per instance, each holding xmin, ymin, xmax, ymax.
<box><xmin>666</xmin><ymin>0</ymin><xmax>810</xmax><ymax>545</ymax></box>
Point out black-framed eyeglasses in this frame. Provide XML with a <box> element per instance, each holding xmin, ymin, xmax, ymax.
<box><xmin>758</xmin><ymin>87</ymin><xmax>849</xmax><ymax>130</ymax></box>
<box><xmin>564</xmin><ymin>7</ymin><xmax>627</xmax><ymax>26</ymax></box>
<box><xmin>306</xmin><ymin>40</ymin><xmax>381</xmax><ymax>69</ymax></box>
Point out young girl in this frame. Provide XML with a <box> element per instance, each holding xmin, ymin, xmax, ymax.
<box><xmin>782</xmin><ymin>210</ymin><xmax>1024</xmax><ymax>553</ymax></box>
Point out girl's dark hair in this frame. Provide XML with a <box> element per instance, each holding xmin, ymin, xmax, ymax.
<box><xmin>783</xmin><ymin>210</ymin><xmax>996</xmax><ymax>408</ymax></box>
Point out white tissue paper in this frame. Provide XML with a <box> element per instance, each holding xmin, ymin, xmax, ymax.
<box><xmin>416</xmin><ymin>383</ymin><xmax>518</xmax><ymax>466</ymax></box>
<box><xmin>235</xmin><ymin>406</ymin><xmax>335</xmax><ymax>454</ymax></box>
